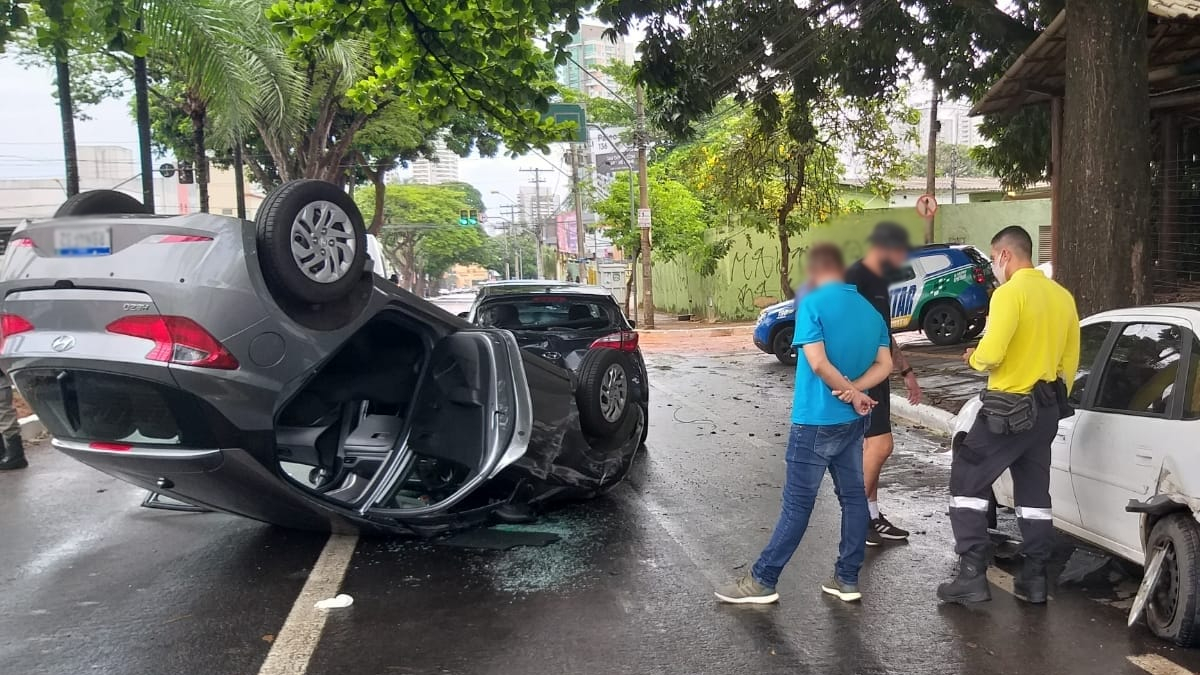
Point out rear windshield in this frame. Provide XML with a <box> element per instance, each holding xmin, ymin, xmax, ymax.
<box><xmin>961</xmin><ymin>246</ymin><xmax>990</xmax><ymax>267</ymax></box>
<box><xmin>477</xmin><ymin>296</ymin><xmax>622</xmax><ymax>332</ymax></box>
<box><xmin>14</xmin><ymin>370</ymin><xmax>215</xmax><ymax>447</ymax></box>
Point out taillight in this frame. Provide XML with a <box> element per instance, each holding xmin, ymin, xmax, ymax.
<box><xmin>0</xmin><ymin>313</ymin><xmax>34</xmax><ymax>351</ymax></box>
<box><xmin>155</xmin><ymin>234</ymin><xmax>212</xmax><ymax>244</ymax></box>
<box><xmin>590</xmin><ymin>330</ymin><xmax>639</xmax><ymax>352</ymax></box>
<box><xmin>973</xmin><ymin>266</ymin><xmax>986</xmax><ymax>284</ymax></box>
<box><xmin>106</xmin><ymin>316</ymin><xmax>238</xmax><ymax>369</ymax></box>
<box><xmin>9</xmin><ymin>237</ymin><xmax>33</xmax><ymax>248</ymax></box>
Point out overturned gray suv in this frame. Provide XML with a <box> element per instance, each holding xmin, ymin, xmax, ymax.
<box><xmin>0</xmin><ymin>180</ymin><xmax>647</xmax><ymax>534</ymax></box>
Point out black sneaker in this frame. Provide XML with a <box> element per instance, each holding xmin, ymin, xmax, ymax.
<box><xmin>871</xmin><ymin>515</ymin><xmax>910</xmax><ymax>541</ymax></box>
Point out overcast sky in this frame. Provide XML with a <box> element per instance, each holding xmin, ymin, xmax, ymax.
<box><xmin>0</xmin><ymin>55</ymin><xmax>573</xmax><ymax>217</ymax></box>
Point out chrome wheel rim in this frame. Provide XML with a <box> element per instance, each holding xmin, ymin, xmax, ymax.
<box><xmin>290</xmin><ymin>200</ymin><xmax>357</xmax><ymax>283</ymax></box>
<box><xmin>599</xmin><ymin>364</ymin><xmax>628</xmax><ymax>422</ymax></box>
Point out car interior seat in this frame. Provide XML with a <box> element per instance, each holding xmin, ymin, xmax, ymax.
<box><xmin>490</xmin><ymin>303</ymin><xmax>521</xmax><ymax>329</ymax></box>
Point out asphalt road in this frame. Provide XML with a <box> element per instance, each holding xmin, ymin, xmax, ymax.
<box><xmin>2</xmin><ymin>344</ymin><xmax>1198</xmax><ymax>675</ymax></box>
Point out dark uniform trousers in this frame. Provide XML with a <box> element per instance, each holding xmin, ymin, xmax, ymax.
<box><xmin>949</xmin><ymin>398</ymin><xmax>1058</xmax><ymax>562</ymax></box>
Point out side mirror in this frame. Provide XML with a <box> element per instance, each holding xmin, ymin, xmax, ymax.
<box><xmin>457</xmin><ymin>312</ymin><xmax>469</xmax><ymax>319</ymax></box>
<box><xmin>628</xmin><ymin>319</ymin><xmax>636</xmax><ymax>329</ymax></box>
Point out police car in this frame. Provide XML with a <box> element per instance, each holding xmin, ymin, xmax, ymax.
<box><xmin>753</xmin><ymin>243</ymin><xmax>996</xmax><ymax>364</ymax></box>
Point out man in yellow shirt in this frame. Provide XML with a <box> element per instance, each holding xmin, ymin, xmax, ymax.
<box><xmin>937</xmin><ymin>226</ymin><xmax>1080</xmax><ymax>606</ymax></box>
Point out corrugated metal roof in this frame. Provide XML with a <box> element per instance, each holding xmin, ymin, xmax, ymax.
<box><xmin>971</xmin><ymin>7</ymin><xmax>1200</xmax><ymax>116</ymax></box>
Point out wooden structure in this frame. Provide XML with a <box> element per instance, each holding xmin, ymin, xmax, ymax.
<box><xmin>971</xmin><ymin>2</ymin><xmax>1200</xmax><ymax>287</ymax></box>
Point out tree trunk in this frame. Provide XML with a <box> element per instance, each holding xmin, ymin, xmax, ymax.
<box><xmin>133</xmin><ymin>29</ymin><xmax>154</xmax><ymax>211</ymax></box>
<box><xmin>54</xmin><ymin>42</ymin><xmax>79</xmax><ymax>197</ymax></box>
<box><xmin>778</xmin><ymin>221</ymin><xmax>792</xmax><ymax>300</ymax></box>
<box><xmin>1061</xmin><ymin>0</ymin><xmax>1151</xmax><ymax>314</ymax></box>
<box><xmin>188</xmin><ymin>98</ymin><xmax>210</xmax><ymax>213</ymax></box>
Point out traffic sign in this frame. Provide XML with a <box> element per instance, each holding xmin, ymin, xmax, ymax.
<box><xmin>916</xmin><ymin>194</ymin><xmax>938</xmax><ymax>218</ymax></box>
<box><xmin>158</xmin><ymin>162</ymin><xmax>176</xmax><ymax>178</ymax></box>
<box><xmin>638</xmin><ymin>208</ymin><xmax>651</xmax><ymax>229</ymax></box>
<box><xmin>544</xmin><ymin>103</ymin><xmax>588</xmax><ymax>143</ymax></box>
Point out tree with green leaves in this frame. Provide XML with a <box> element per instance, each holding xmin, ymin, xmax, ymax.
<box><xmin>905</xmin><ymin>142</ymin><xmax>990</xmax><ymax>179</ymax></box>
<box><xmin>354</xmin><ymin>182</ymin><xmax>490</xmax><ymax>292</ymax></box>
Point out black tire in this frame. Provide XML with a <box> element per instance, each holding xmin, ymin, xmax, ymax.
<box><xmin>638</xmin><ymin>403</ymin><xmax>649</xmax><ymax>449</ymax></box>
<box><xmin>772</xmin><ymin>324</ymin><xmax>797</xmax><ymax>366</ymax></box>
<box><xmin>54</xmin><ymin>190</ymin><xmax>149</xmax><ymax>217</ymax></box>
<box><xmin>922</xmin><ymin>301</ymin><xmax>968</xmax><ymax>346</ymax></box>
<box><xmin>256</xmin><ymin>180</ymin><xmax>368</xmax><ymax>305</ymax></box>
<box><xmin>576</xmin><ymin>349</ymin><xmax>635</xmax><ymax>437</ymax></box>
<box><xmin>1145</xmin><ymin>514</ymin><xmax>1200</xmax><ymax>647</ymax></box>
<box><xmin>964</xmin><ymin>318</ymin><xmax>985</xmax><ymax>341</ymax></box>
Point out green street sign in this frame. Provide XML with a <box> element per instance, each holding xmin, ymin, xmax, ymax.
<box><xmin>545</xmin><ymin>103</ymin><xmax>587</xmax><ymax>143</ymax></box>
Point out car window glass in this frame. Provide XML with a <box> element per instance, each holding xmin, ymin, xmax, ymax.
<box><xmin>919</xmin><ymin>253</ymin><xmax>952</xmax><ymax>274</ymax></box>
<box><xmin>1184</xmin><ymin>337</ymin><xmax>1200</xmax><ymax>420</ymax></box>
<box><xmin>886</xmin><ymin>263</ymin><xmax>916</xmax><ymax>284</ymax></box>
<box><xmin>478</xmin><ymin>297</ymin><xmax>617</xmax><ymax>331</ymax></box>
<box><xmin>1094</xmin><ymin>323</ymin><xmax>1183</xmax><ymax>415</ymax></box>
<box><xmin>1069</xmin><ymin>322</ymin><xmax>1111</xmax><ymax>406</ymax></box>
<box><xmin>962</xmin><ymin>246</ymin><xmax>990</xmax><ymax>268</ymax></box>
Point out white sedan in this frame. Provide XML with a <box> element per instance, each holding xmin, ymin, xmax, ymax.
<box><xmin>953</xmin><ymin>301</ymin><xmax>1200</xmax><ymax>646</ymax></box>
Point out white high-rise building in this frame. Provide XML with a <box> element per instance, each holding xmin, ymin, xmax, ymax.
<box><xmin>556</xmin><ymin>24</ymin><xmax>636</xmax><ymax>100</ymax></box>
<box><xmin>518</xmin><ymin>183</ymin><xmax>560</xmax><ymax>246</ymax></box>
<box><xmin>911</xmin><ymin>93</ymin><xmax>983</xmax><ymax>153</ymax></box>
<box><xmin>407</xmin><ymin>141</ymin><xmax>460</xmax><ymax>185</ymax></box>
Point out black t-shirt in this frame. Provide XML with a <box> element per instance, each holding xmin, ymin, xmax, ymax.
<box><xmin>845</xmin><ymin>260</ymin><xmax>890</xmax><ymax>324</ymax></box>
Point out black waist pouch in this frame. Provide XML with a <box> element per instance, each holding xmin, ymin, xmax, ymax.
<box><xmin>980</xmin><ymin>390</ymin><xmax>1038</xmax><ymax>435</ymax></box>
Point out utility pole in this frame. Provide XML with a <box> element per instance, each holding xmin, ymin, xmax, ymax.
<box><xmin>570</xmin><ymin>143</ymin><xmax>587</xmax><ymax>263</ymax></box>
<box><xmin>500</xmin><ymin>205</ymin><xmax>521</xmax><ymax>279</ymax></box>
<box><xmin>520</xmin><ymin>167</ymin><xmax>550</xmax><ymax>279</ymax></box>
<box><xmin>636</xmin><ymin>86</ymin><xmax>654</xmax><ymax>329</ymax></box>
<box><xmin>924</xmin><ymin>82</ymin><xmax>940</xmax><ymax>244</ymax></box>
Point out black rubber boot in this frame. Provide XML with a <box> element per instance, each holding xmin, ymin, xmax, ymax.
<box><xmin>1013</xmin><ymin>557</ymin><xmax>1048</xmax><ymax>604</ymax></box>
<box><xmin>0</xmin><ymin>435</ymin><xmax>26</xmax><ymax>471</ymax></box>
<box><xmin>937</xmin><ymin>549</ymin><xmax>992</xmax><ymax>604</ymax></box>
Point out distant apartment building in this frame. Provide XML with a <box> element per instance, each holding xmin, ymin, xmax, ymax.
<box><xmin>0</xmin><ymin>145</ymin><xmax>262</xmax><ymax>228</ymax></box>
<box><xmin>556</xmin><ymin>24</ymin><xmax>636</xmax><ymax>100</ymax></box>
<box><xmin>911</xmin><ymin>94</ymin><xmax>983</xmax><ymax>153</ymax></box>
<box><xmin>518</xmin><ymin>183</ymin><xmax>560</xmax><ymax>247</ymax></box>
<box><xmin>407</xmin><ymin>141</ymin><xmax>461</xmax><ymax>185</ymax></box>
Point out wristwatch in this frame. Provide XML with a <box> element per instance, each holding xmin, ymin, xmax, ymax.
<box><xmin>900</xmin><ymin>367</ymin><xmax>913</xmax><ymax>377</ymax></box>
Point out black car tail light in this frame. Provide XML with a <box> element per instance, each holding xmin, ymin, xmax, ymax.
<box><xmin>106</xmin><ymin>316</ymin><xmax>239</xmax><ymax>370</ymax></box>
<box><xmin>973</xmin><ymin>266</ymin><xmax>987</xmax><ymax>284</ymax></box>
<box><xmin>590</xmin><ymin>331</ymin><xmax>639</xmax><ymax>353</ymax></box>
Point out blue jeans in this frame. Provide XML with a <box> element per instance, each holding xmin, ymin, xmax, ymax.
<box><xmin>751</xmin><ymin>418</ymin><xmax>870</xmax><ymax>588</ymax></box>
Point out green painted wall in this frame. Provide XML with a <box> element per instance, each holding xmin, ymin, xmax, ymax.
<box><xmin>651</xmin><ymin>198</ymin><xmax>1050</xmax><ymax>320</ymax></box>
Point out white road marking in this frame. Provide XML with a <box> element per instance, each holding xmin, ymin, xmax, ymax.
<box><xmin>1128</xmin><ymin>654</ymin><xmax>1194</xmax><ymax>675</ymax></box>
<box><xmin>257</xmin><ymin>534</ymin><xmax>358</xmax><ymax>675</ymax></box>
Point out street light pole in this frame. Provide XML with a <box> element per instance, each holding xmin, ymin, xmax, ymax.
<box><xmin>636</xmin><ymin>86</ymin><xmax>654</xmax><ymax>329</ymax></box>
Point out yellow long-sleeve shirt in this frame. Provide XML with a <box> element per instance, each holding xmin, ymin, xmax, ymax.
<box><xmin>969</xmin><ymin>268</ymin><xmax>1080</xmax><ymax>394</ymax></box>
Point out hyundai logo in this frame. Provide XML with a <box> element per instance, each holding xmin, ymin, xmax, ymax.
<box><xmin>50</xmin><ymin>335</ymin><xmax>75</xmax><ymax>352</ymax></box>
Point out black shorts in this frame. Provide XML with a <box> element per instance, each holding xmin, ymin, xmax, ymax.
<box><xmin>866</xmin><ymin>380</ymin><xmax>891</xmax><ymax>438</ymax></box>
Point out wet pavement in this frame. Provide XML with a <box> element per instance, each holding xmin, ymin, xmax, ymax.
<box><xmin>2</xmin><ymin>343</ymin><xmax>1198</xmax><ymax>675</ymax></box>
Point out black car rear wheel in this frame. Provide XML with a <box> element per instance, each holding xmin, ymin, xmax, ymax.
<box><xmin>54</xmin><ymin>190</ymin><xmax>149</xmax><ymax>217</ymax></box>
<box><xmin>964</xmin><ymin>318</ymin><xmax>985</xmax><ymax>340</ymax></box>
<box><xmin>577</xmin><ymin>349</ymin><xmax>634</xmax><ymax>437</ymax></box>
<box><xmin>772</xmin><ymin>324</ymin><xmax>797</xmax><ymax>366</ymax></box>
<box><xmin>922</xmin><ymin>302</ymin><xmax>967</xmax><ymax>346</ymax></box>
<box><xmin>256</xmin><ymin>180</ymin><xmax>368</xmax><ymax>305</ymax></box>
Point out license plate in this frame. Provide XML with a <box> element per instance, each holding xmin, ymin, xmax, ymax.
<box><xmin>54</xmin><ymin>227</ymin><xmax>112</xmax><ymax>256</ymax></box>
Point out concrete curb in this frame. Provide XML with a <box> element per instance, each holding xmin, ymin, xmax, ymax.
<box><xmin>19</xmin><ymin>414</ymin><xmax>46</xmax><ymax>442</ymax></box>
<box><xmin>890</xmin><ymin>395</ymin><xmax>955</xmax><ymax>437</ymax></box>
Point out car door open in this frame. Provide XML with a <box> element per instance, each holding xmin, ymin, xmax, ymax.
<box><xmin>363</xmin><ymin>329</ymin><xmax>532</xmax><ymax>518</ymax></box>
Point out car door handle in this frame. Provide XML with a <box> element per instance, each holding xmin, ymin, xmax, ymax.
<box><xmin>1135</xmin><ymin>449</ymin><xmax>1154</xmax><ymax>465</ymax></box>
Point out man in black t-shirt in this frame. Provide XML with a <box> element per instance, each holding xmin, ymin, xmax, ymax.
<box><xmin>845</xmin><ymin>222</ymin><xmax>922</xmax><ymax>545</ymax></box>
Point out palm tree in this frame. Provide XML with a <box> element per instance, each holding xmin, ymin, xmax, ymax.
<box><xmin>138</xmin><ymin>0</ymin><xmax>299</xmax><ymax>212</ymax></box>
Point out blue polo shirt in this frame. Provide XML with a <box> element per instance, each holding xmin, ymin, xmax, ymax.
<box><xmin>791</xmin><ymin>282</ymin><xmax>890</xmax><ymax>425</ymax></box>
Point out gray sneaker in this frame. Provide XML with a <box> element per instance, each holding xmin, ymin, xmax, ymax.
<box><xmin>820</xmin><ymin>577</ymin><xmax>862</xmax><ymax>602</ymax></box>
<box><xmin>714</xmin><ymin>574</ymin><xmax>779</xmax><ymax>604</ymax></box>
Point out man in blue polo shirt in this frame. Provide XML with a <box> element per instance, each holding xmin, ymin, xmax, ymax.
<box><xmin>716</xmin><ymin>243</ymin><xmax>892</xmax><ymax>604</ymax></box>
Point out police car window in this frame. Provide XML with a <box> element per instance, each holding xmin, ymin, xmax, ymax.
<box><xmin>1069</xmin><ymin>322</ymin><xmax>1111</xmax><ymax>406</ymax></box>
<box><xmin>885</xmin><ymin>263</ymin><xmax>916</xmax><ymax>284</ymax></box>
<box><xmin>1094</xmin><ymin>323</ymin><xmax>1182</xmax><ymax>416</ymax></box>
<box><xmin>919</xmin><ymin>253</ymin><xmax>953</xmax><ymax>274</ymax></box>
